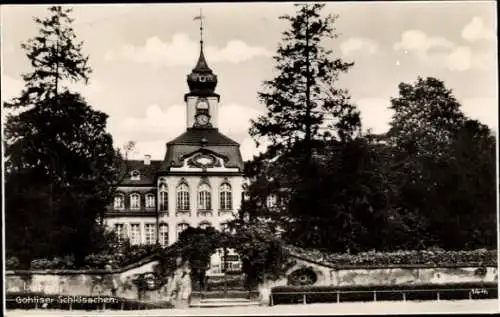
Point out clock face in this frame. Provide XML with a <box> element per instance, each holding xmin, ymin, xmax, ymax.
<box><xmin>196</xmin><ymin>114</ymin><xmax>210</xmax><ymax>125</ymax></box>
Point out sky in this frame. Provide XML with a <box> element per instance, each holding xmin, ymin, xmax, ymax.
<box><xmin>1</xmin><ymin>2</ymin><xmax>497</xmax><ymax>161</ymax></box>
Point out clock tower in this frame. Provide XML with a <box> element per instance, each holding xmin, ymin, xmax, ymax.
<box><xmin>184</xmin><ymin>24</ymin><xmax>220</xmax><ymax>129</ymax></box>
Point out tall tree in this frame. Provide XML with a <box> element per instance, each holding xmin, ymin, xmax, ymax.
<box><xmin>250</xmin><ymin>3</ymin><xmax>360</xmax><ymax>164</ymax></box>
<box><xmin>387</xmin><ymin>76</ymin><xmax>495</xmax><ymax>250</ymax></box>
<box><xmin>4</xmin><ymin>6</ymin><xmax>117</xmax><ymax>266</ymax></box>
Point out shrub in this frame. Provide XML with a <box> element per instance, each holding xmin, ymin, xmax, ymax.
<box><xmin>286</xmin><ymin>245</ymin><xmax>497</xmax><ymax>267</ymax></box>
<box><xmin>6</xmin><ymin>257</ymin><xmax>21</xmax><ymax>270</ymax></box>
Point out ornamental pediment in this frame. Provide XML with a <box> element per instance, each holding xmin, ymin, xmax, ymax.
<box><xmin>170</xmin><ymin>150</ymin><xmax>239</xmax><ymax>172</ymax></box>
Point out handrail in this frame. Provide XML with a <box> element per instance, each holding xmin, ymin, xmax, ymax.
<box><xmin>269</xmin><ymin>285</ymin><xmax>496</xmax><ymax>306</ymax></box>
<box><xmin>271</xmin><ymin>287</ymin><xmax>496</xmax><ymax>295</ymax></box>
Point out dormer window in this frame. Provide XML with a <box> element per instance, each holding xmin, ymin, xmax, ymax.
<box><xmin>114</xmin><ymin>194</ymin><xmax>124</xmax><ymax>210</ymax></box>
<box><xmin>130</xmin><ymin>170</ymin><xmax>141</xmax><ymax>181</ymax></box>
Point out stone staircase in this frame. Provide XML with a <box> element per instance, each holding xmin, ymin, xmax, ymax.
<box><xmin>190</xmin><ymin>295</ymin><xmax>261</xmax><ymax>308</ymax></box>
<box><xmin>189</xmin><ymin>274</ymin><xmax>261</xmax><ymax>308</ymax></box>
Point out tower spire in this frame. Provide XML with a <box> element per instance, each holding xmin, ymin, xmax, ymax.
<box><xmin>186</xmin><ymin>9</ymin><xmax>218</xmax><ymax>99</ymax></box>
<box><xmin>194</xmin><ymin>8</ymin><xmax>205</xmax><ymax>53</ymax></box>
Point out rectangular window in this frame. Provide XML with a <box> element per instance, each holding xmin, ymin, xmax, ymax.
<box><xmin>198</xmin><ymin>191</ymin><xmax>211</xmax><ymax>210</ymax></box>
<box><xmin>144</xmin><ymin>224</ymin><xmax>156</xmax><ymax>245</ymax></box>
<box><xmin>177</xmin><ymin>192</ymin><xmax>190</xmax><ymax>211</ymax></box>
<box><xmin>159</xmin><ymin>224</ymin><xmax>168</xmax><ymax>246</ymax></box>
<box><xmin>130</xmin><ymin>224</ymin><xmax>141</xmax><ymax>245</ymax></box>
<box><xmin>114</xmin><ymin>223</ymin><xmax>125</xmax><ymax>242</ymax></box>
<box><xmin>220</xmin><ymin>192</ymin><xmax>232</xmax><ymax>210</ymax></box>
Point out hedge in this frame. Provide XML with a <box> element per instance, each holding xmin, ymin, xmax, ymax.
<box><xmin>7</xmin><ymin>245</ymin><xmax>498</xmax><ymax>270</ymax></box>
<box><xmin>6</xmin><ymin>244</ymin><xmax>163</xmax><ymax>270</ymax></box>
<box><xmin>286</xmin><ymin>245</ymin><xmax>497</xmax><ymax>267</ymax></box>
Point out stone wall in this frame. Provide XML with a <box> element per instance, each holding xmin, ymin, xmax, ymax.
<box><xmin>5</xmin><ymin>259</ymin><xmax>159</xmax><ymax>299</ymax></box>
<box><xmin>258</xmin><ymin>255</ymin><xmax>498</xmax><ymax>305</ymax></box>
<box><xmin>5</xmin><ymin>254</ymin><xmax>195</xmax><ymax>308</ymax></box>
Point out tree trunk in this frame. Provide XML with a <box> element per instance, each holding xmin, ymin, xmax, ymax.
<box><xmin>304</xmin><ymin>4</ymin><xmax>312</xmax><ymax>166</ymax></box>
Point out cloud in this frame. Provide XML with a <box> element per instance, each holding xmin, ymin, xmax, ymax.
<box><xmin>1</xmin><ymin>75</ymin><xmax>24</xmax><ymax>102</ymax></box>
<box><xmin>340</xmin><ymin>37</ymin><xmax>378</xmax><ymax>56</ymax></box>
<box><xmin>356</xmin><ymin>98</ymin><xmax>392</xmax><ymax>133</ymax></box>
<box><xmin>461</xmin><ymin>17</ymin><xmax>496</xmax><ymax>42</ymax></box>
<box><xmin>393</xmin><ymin>29</ymin><xmax>494</xmax><ymax>72</ymax></box>
<box><xmin>112</xmin><ymin>102</ymin><xmax>264</xmax><ymax>160</ymax></box>
<box><xmin>461</xmin><ymin>97</ymin><xmax>498</xmax><ymax>131</ymax></box>
<box><xmin>105</xmin><ymin>34</ymin><xmax>272</xmax><ymax>66</ymax></box>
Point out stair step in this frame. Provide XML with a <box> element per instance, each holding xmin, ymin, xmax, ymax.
<box><xmin>189</xmin><ymin>301</ymin><xmax>261</xmax><ymax>308</ymax></box>
<box><xmin>201</xmin><ymin>298</ymin><xmax>251</xmax><ymax>303</ymax></box>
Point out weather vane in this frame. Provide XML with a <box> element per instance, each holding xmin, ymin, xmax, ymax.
<box><xmin>193</xmin><ymin>8</ymin><xmax>205</xmax><ymax>47</ymax></box>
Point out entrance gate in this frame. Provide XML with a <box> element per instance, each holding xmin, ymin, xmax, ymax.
<box><xmin>191</xmin><ymin>248</ymin><xmax>256</xmax><ymax>300</ymax></box>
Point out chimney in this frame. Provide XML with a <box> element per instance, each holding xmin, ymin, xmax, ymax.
<box><xmin>144</xmin><ymin>154</ymin><xmax>151</xmax><ymax>165</ymax></box>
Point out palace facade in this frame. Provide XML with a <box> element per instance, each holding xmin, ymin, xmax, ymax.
<box><xmin>103</xmin><ymin>39</ymin><xmax>244</xmax><ymax>247</ymax></box>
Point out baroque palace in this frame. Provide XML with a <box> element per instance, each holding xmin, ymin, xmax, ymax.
<box><xmin>103</xmin><ymin>32</ymin><xmax>245</xmax><ymax>248</ymax></box>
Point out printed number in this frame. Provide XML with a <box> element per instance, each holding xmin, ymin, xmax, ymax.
<box><xmin>471</xmin><ymin>288</ymin><xmax>488</xmax><ymax>295</ymax></box>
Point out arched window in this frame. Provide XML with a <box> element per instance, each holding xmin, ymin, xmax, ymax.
<box><xmin>176</xmin><ymin>183</ymin><xmax>190</xmax><ymax>211</ymax></box>
<box><xmin>198</xmin><ymin>183</ymin><xmax>211</xmax><ymax>210</ymax></box>
<box><xmin>159</xmin><ymin>223</ymin><xmax>169</xmax><ymax>246</ymax></box>
<box><xmin>177</xmin><ymin>223</ymin><xmax>189</xmax><ymax>239</ymax></box>
<box><xmin>199</xmin><ymin>221</ymin><xmax>212</xmax><ymax>230</ymax></box>
<box><xmin>114</xmin><ymin>194</ymin><xmax>124</xmax><ymax>210</ymax></box>
<box><xmin>219</xmin><ymin>183</ymin><xmax>232</xmax><ymax>210</ymax></box>
<box><xmin>145</xmin><ymin>193</ymin><xmax>155</xmax><ymax>209</ymax></box>
<box><xmin>159</xmin><ymin>182</ymin><xmax>168</xmax><ymax>211</ymax></box>
<box><xmin>130</xmin><ymin>193</ymin><xmax>141</xmax><ymax>210</ymax></box>
<box><xmin>266</xmin><ymin>194</ymin><xmax>277</xmax><ymax>209</ymax></box>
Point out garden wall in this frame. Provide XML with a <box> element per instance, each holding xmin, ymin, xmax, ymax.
<box><xmin>5</xmin><ymin>255</ymin><xmax>171</xmax><ymax>303</ymax></box>
<box><xmin>258</xmin><ymin>255</ymin><xmax>498</xmax><ymax>304</ymax></box>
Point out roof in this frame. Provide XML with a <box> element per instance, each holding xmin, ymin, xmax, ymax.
<box><xmin>192</xmin><ymin>46</ymin><xmax>212</xmax><ymax>73</ymax></box>
<box><xmin>119</xmin><ymin>160</ymin><xmax>162</xmax><ymax>185</ymax></box>
<box><xmin>163</xmin><ymin>128</ymin><xmax>243</xmax><ymax>172</ymax></box>
<box><xmin>167</xmin><ymin>128</ymin><xmax>239</xmax><ymax>146</ymax></box>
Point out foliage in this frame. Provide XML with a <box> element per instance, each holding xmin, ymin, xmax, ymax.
<box><xmin>387</xmin><ymin>77</ymin><xmax>497</xmax><ymax>250</ymax></box>
<box><xmin>286</xmin><ymin>245</ymin><xmax>497</xmax><ymax>266</ymax></box>
<box><xmin>244</xmin><ymin>71</ymin><xmax>496</xmax><ymax>254</ymax></box>
<box><xmin>4</xmin><ymin>6</ymin><xmax>121</xmax><ymax>267</ymax></box>
<box><xmin>230</xmin><ymin>219</ymin><xmax>290</xmax><ymax>288</ymax></box>
<box><xmin>250</xmin><ymin>3</ymin><xmax>360</xmax><ymax>161</ymax></box>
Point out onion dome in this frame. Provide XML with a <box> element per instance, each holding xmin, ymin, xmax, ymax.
<box><xmin>186</xmin><ymin>46</ymin><xmax>218</xmax><ymax>94</ymax></box>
